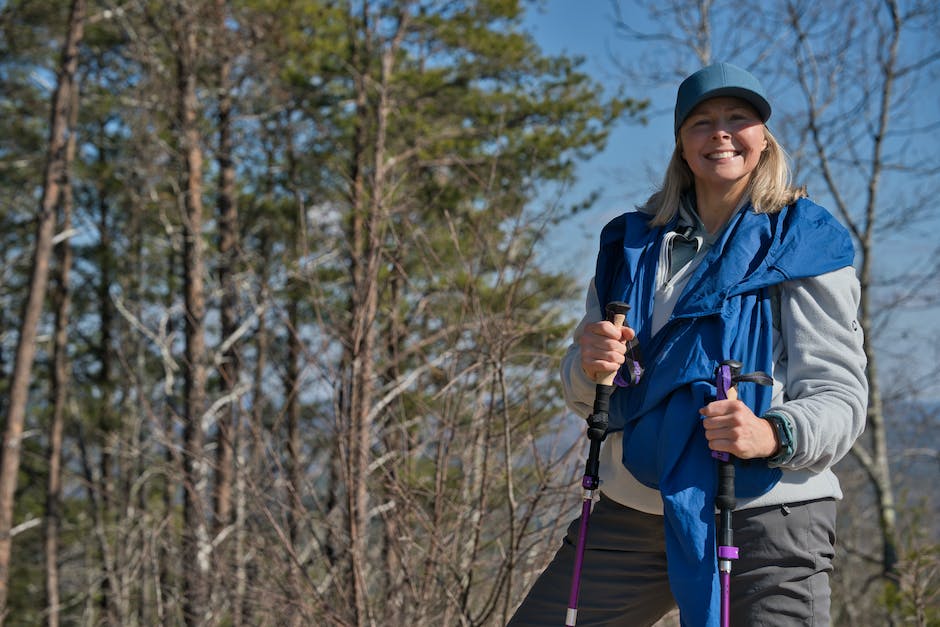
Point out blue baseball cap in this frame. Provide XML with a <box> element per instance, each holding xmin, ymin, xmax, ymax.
<box><xmin>674</xmin><ymin>62</ymin><xmax>771</xmax><ymax>136</ymax></box>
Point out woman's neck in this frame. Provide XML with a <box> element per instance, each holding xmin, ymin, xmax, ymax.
<box><xmin>694</xmin><ymin>184</ymin><xmax>747</xmax><ymax>233</ymax></box>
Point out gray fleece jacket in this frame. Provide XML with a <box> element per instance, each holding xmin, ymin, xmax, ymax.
<box><xmin>561</xmin><ymin>207</ymin><xmax>868</xmax><ymax>514</ymax></box>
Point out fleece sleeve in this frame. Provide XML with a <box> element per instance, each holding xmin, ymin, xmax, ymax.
<box><xmin>767</xmin><ymin>265</ymin><xmax>868</xmax><ymax>472</ymax></box>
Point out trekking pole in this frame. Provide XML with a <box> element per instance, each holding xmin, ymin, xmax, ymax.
<box><xmin>566</xmin><ymin>301</ymin><xmax>630</xmax><ymax>627</ymax></box>
<box><xmin>712</xmin><ymin>360</ymin><xmax>772</xmax><ymax>627</ymax></box>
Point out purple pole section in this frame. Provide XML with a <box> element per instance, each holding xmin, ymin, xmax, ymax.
<box><xmin>566</xmin><ymin>494</ymin><xmax>594</xmax><ymax>627</ymax></box>
<box><xmin>717</xmin><ymin>366</ymin><xmax>732</xmax><ymax>400</ymax></box>
<box><xmin>720</xmin><ymin>572</ymin><xmax>731</xmax><ymax>627</ymax></box>
<box><xmin>711</xmin><ymin>365</ymin><xmax>733</xmax><ymax>461</ymax></box>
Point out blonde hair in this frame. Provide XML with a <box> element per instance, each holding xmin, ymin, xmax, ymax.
<box><xmin>643</xmin><ymin>127</ymin><xmax>806</xmax><ymax>226</ymax></box>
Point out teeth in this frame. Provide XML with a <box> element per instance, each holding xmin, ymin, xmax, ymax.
<box><xmin>709</xmin><ymin>151</ymin><xmax>736</xmax><ymax>159</ymax></box>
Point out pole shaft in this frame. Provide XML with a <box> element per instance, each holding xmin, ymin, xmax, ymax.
<box><xmin>566</xmin><ymin>494</ymin><xmax>594</xmax><ymax>626</ymax></box>
<box><xmin>715</xmin><ymin>361</ymin><xmax>740</xmax><ymax>627</ymax></box>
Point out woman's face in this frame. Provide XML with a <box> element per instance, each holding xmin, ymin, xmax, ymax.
<box><xmin>679</xmin><ymin>96</ymin><xmax>768</xmax><ymax>197</ymax></box>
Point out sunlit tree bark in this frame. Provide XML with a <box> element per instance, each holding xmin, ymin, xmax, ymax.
<box><xmin>43</xmin><ymin>70</ymin><xmax>79</xmax><ymax>627</ymax></box>
<box><xmin>172</xmin><ymin>1</ymin><xmax>211</xmax><ymax>621</ymax></box>
<box><xmin>0</xmin><ymin>0</ymin><xmax>85</xmax><ymax>618</ymax></box>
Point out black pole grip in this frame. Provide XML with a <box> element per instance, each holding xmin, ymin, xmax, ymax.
<box><xmin>715</xmin><ymin>458</ymin><xmax>736</xmax><ymax>510</ymax></box>
<box><xmin>586</xmin><ymin>385</ymin><xmax>612</xmax><ymax>441</ymax></box>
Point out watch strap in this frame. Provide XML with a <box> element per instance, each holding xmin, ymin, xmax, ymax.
<box><xmin>762</xmin><ymin>411</ymin><xmax>795</xmax><ymax>465</ymax></box>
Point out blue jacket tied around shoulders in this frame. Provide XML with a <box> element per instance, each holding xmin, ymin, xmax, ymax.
<box><xmin>592</xmin><ymin>198</ymin><xmax>854</xmax><ymax>626</ymax></box>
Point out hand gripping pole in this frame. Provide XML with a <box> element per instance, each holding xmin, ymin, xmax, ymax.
<box><xmin>566</xmin><ymin>301</ymin><xmax>630</xmax><ymax>627</ymax></box>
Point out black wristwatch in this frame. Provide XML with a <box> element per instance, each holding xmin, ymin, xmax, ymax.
<box><xmin>762</xmin><ymin>412</ymin><xmax>795</xmax><ymax>464</ymax></box>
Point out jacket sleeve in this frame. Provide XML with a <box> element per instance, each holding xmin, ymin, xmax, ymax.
<box><xmin>560</xmin><ymin>278</ymin><xmax>603</xmax><ymax>418</ymax></box>
<box><xmin>767</xmin><ymin>265</ymin><xmax>868</xmax><ymax>472</ymax></box>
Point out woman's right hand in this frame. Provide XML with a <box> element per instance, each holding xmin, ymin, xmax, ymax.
<box><xmin>578</xmin><ymin>320</ymin><xmax>636</xmax><ymax>382</ymax></box>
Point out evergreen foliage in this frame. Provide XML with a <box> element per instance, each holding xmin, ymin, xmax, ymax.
<box><xmin>0</xmin><ymin>1</ymin><xmax>645</xmax><ymax>624</ymax></box>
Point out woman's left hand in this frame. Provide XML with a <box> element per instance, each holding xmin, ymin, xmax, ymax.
<box><xmin>700</xmin><ymin>400</ymin><xmax>778</xmax><ymax>459</ymax></box>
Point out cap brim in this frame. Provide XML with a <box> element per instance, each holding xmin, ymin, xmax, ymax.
<box><xmin>692</xmin><ymin>86</ymin><xmax>771</xmax><ymax>122</ymax></box>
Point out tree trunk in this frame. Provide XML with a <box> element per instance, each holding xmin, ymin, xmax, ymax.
<box><xmin>855</xmin><ymin>0</ymin><xmax>901</xmax><ymax>581</ymax></box>
<box><xmin>285</xmin><ymin>297</ymin><xmax>303</xmax><ymax>626</ymax></box>
<box><xmin>175</xmin><ymin>5</ymin><xmax>211</xmax><ymax>622</ymax></box>
<box><xmin>93</xmin><ymin>121</ymin><xmax>119</xmax><ymax>623</ymax></box>
<box><xmin>286</xmin><ymin>299</ymin><xmax>303</xmax><ymax>547</ymax></box>
<box><xmin>211</xmin><ymin>5</ymin><xmax>239</xmax><ymax>618</ymax></box>
<box><xmin>343</xmin><ymin>8</ymin><xmax>409</xmax><ymax>624</ymax></box>
<box><xmin>344</xmin><ymin>8</ymin><xmax>377</xmax><ymax>624</ymax></box>
<box><xmin>213</xmin><ymin>0</ymin><xmax>238</xmax><ymax>544</ymax></box>
<box><xmin>0</xmin><ymin>0</ymin><xmax>85</xmax><ymax>618</ymax></box>
<box><xmin>43</xmin><ymin>73</ymin><xmax>80</xmax><ymax>627</ymax></box>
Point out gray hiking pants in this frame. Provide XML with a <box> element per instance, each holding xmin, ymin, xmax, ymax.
<box><xmin>509</xmin><ymin>495</ymin><xmax>836</xmax><ymax>626</ymax></box>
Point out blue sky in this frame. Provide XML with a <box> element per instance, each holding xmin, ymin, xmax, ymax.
<box><xmin>522</xmin><ymin>1</ymin><xmax>675</xmax><ymax>280</ymax></box>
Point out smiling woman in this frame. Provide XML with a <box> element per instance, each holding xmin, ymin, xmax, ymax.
<box><xmin>509</xmin><ymin>62</ymin><xmax>869</xmax><ymax>627</ymax></box>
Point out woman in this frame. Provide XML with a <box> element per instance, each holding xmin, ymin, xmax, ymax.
<box><xmin>509</xmin><ymin>63</ymin><xmax>867</xmax><ymax>626</ymax></box>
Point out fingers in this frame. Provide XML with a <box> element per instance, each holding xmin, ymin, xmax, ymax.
<box><xmin>616</xmin><ymin>323</ymin><xmax>636</xmax><ymax>343</ymax></box>
<box><xmin>700</xmin><ymin>400</ymin><xmax>777</xmax><ymax>459</ymax></box>
<box><xmin>579</xmin><ymin>321</ymin><xmax>636</xmax><ymax>381</ymax></box>
<box><xmin>587</xmin><ymin>320</ymin><xmax>636</xmax><ymax>342</ymax></box>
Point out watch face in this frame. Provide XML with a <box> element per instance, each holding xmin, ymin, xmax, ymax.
<box><xmin>763</xmin><ymin>414</ymin><xmax>793</xmax><ymax>462</ymax></box>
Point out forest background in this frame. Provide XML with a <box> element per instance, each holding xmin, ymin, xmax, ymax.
<box><xmin>0</xmin><ymin>0</ymin><xmax>938</xmax><ymax>625</ymax></box>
